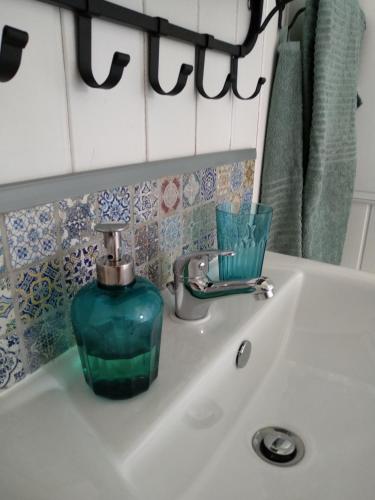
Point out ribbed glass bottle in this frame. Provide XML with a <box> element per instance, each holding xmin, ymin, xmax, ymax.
<box><xmin>71</xmin><ymin>277</ymin><xmax>163</xmax><ymax>400</ymax></box>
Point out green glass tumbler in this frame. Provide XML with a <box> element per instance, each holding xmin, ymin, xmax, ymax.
<box><xmin>216</xmin><ymin>202</ymin><xmax>273</xmax><ymax>280</ymax></box>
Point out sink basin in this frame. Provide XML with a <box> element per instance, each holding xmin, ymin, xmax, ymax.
<box><xmin>1</xmin><ymin>252</ymin><xmax>375</xmax><ymax>500</ymax></box>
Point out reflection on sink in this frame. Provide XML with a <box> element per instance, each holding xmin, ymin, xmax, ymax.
<box><xmin>1</xmin><ymin>252</ymin><xmax>375</xmax><ymax>500</ymax></box>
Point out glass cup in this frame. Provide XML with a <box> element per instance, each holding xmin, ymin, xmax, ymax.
<box><xmin>216</xmin><ymin>202</ymin><xmax>273</xmax><ymax>280</ymax></box>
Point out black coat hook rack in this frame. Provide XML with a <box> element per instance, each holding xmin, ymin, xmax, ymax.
<box><xmin>1</xmin><ymin>0</ymin><xmax>296</xmax><ymax>99</ymax></box>
<box><xmin>0</xmin><ymin>25</ymin><xmax>29</xmax><ymax>82</ymax></box>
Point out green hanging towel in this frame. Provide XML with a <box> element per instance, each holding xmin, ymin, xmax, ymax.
<box><xmin>302</xmin><ymin>0</ymin><xmax>365</xmax><ymax>264</ymax></box>
<box><xmin>261</xmin><ymin>28</ymin><xmax>303</xmax><ymax>257</ymax></box>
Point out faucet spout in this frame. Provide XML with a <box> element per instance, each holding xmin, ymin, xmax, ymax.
<box><xmin>168</xmin><ymin>251</ymin><xmax>275</xmax><ymax>321</ymax></box>
<box><xmin>189</xmin><ymin>276</ymin><xmax>275</xmax><ymax>299</ymax></box>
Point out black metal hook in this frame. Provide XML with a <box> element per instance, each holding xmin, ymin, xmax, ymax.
<box><xmin>77</xmin><ymin>13</ymin><xmax>130</xmax><ymax>90</ymax></box>
<box><xmin>230</xmin><ymin>57</ymin><xmax>266</xmax><ymax>100</ymax></box>
<box><xmin>195</xmin><ymin>38</ymin><xmax>232</xmax><ymax>100</ymax></box>
<box><xmin>148</xmin><ymin>33</ymin><xmax>193</xmax><ymax>96</ymax></box>
<box><xmin>0</xmin><ymin>25</ymin><xmax>29</xmax><ymax>83</ymax></box>
<box><xmin>258</xmin><ymin>0</ymin><xmax>287</xmax><ymax>33</ymax></box>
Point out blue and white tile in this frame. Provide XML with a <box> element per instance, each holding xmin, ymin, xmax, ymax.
<box><xmin>200</xmin><ymin>168</ymin><xmax>217</xmax><ymax>202</ymax></box>
<box><xmin>0</xmin><ymin>276</ymin><xmax>15</xmax><ymax>337</ymax></box>
<box><xmin>64</xmin><ymin>244</ymin><xmax>99</xmax><ymax>298</ymax></box>
<box><xmin>5</xmin><ymin>204</ymin><xmax>57</xmax><ymax>268</ymax></box>
<box><xmin>183</xmin><ymin>171</ymin><xmax>201</xmax><ymax>208</ymax></box>
<box><xmin>243</xmin><ymin>190</ymin><xmax>253</xmax><ymax>205</ymax></box>
<box><xmin>59</xmin><ymin>194</ymin><xmax>96</xmax><ymax>250</ymax></box>
<box><xmin>134</xmin><ymin>180</ymin><xmax>159</xmax><ymax>225</ymax></box>
<box><xmin>16</xmin><ymin>259</ymin><xmax>64</xmax><ymax>323</ymax></box>
<box><xmin>230</xmin><ymin>162</ymin><xmax>245</xmax><ymax>192</ymax></box>
<box><xmin>98</xmin><ymin>186</ymin><xmax>131</xmax><ymax>223</ymax></box>
<box><xmin>23</xmin><ymin>311</ymin><xmax>74</xmax><ymax>374</ymax></box>
<box><xmin>160</xmin><ymin>214</ymin><xmax>182</xmax><ymax>253</ymax></box>
<box><xmin>0</xmin><ymin>333</ymin><xmax>25</xmax><ymax>390</ymax></box>
<box><xmin>198</xmin><ymin>231</ymin><xmax>217</xmax><ymax>251</ymax></box>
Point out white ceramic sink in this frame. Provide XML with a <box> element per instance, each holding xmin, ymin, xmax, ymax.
<box><xmin>2</xmin><ymin>252</ymin><xmax>375</xmax><ymax>500</ymax></box>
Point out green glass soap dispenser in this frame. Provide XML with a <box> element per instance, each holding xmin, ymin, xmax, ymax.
<box><xmin>71</xmin><ymin>223</ymin><xmax>163</xmax><ymax>400</ymax></box>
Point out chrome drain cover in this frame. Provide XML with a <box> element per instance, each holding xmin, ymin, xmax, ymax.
<box><xmin>252</xmin><ymin>427</ymin><xmax>305</xmax><ymax>467</ymax></box>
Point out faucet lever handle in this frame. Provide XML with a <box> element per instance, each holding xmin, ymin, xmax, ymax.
<box><xmin>173</xmin><ymin>250</ymin><xmax>235</xmax><ymax>282</ymax></box>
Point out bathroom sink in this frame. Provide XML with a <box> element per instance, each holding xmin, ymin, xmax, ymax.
<box><xmin>1</xmin><ymin>252</ymin><xmax>375</xmax><ymax>500</ymax></box>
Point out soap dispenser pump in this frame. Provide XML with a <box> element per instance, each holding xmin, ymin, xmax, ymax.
<box><xmin>71</xmin><ymin>223</ymin><xmax>164</xmax><ymax>400</ymax></box>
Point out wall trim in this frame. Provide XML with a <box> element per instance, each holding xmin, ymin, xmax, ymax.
<box><xmin>353</xmin><ymin>191</ymin><xmax>375</xmax><ymax>204</ymax></box>
<box><xmin>0</xmin><ymin>149</ymin><xmax>256</xmax><ymax>213</ymax></box>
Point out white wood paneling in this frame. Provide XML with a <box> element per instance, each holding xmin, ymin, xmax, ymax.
<box><xmin>195</xmin><ymin>0</ymin><xmax>237</xmax><ymax>155</ymax></box>
<box><xmin>0</xmin><ymin>0</ymin><xmax>268</xmax><ymax>184</ymax></box>
<box><xmin>341</xmin><ymin>201</ymin><xmax>370</xmax><ymax>269</ymax></box>
<box><xmin>230</xmin><ymin>0</ymin><xmax>264</xmax><ymax>151</ymax></box>
<box><xmin>144</xmin><ymin>0</ymin><xmax>197</xmax><ymax>161</ymax></box>
<box><xmin>61</xmin><ymin>0</ymin><xmax>146</xmax><ymax>172</ymax></box>
<box><xmin>253</xmin><ymin>0</ymin><xmax>280</xmax><ymax>202</ymax></box>
<box><xmin>361</xmin><ymin>206</ymin><xmax>375</xmax><ymax>272</ymax></box>
<box><xmin>355</xmin><ymin>0</ymin><xmax>375</xmax><ymax>193</ymax></box>
<box><xmin>0</xmin><ymin>0</ymin><xmax>71</xmax><ymax>184</ymax></box>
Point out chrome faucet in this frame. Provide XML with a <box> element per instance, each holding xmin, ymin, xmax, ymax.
<box><xmin>167</xmin><ymin>250</ymin><xmax>275</xmax><ymax>321</ymax></box>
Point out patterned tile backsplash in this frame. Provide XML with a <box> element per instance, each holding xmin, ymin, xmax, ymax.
<box><xmin>0</xmin><ymin>160</ymin><xmax>254</xmax><ymax>391</ymax></box>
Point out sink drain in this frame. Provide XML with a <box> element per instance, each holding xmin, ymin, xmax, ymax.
<box><xmin>252</xmin><ymin>427</ymin><xmax>305</xmax><ymax>467</ymax></box>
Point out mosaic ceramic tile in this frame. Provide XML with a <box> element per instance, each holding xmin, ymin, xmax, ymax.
<box><xmin>0</xmin><ymin>333</ymin><xmax>25</xmax><ymax>389</ymax></box>
<box><xmin>200</xmin><ymin>168</ymin><xmax>217</xmax><ymax>202</ymax></box>
<box><xmin>5</xmin><ymin>203</ymin><xmax>57</xmax><ymax>268</ymax></box>
<box><xmin>198</xmin><ymin>231</ymin><xmax>217</xmax><ymax>252</ymax></box>
<box><xmin>98</xmin><ymin>186</ymin><xmax>131</xmax><ymax>223</ymax></box>
<box><xmin>16</xmin><ymin>259</ymin><xmax>64</xmax><ymax>323</ymax></box>
<box><xmin>243</xmin><ymin>190</ymin><xmax>253</xmax><ymax>204</ymax></box>
<box><xmin>183</xmin><ymin>208</ymin><xmax>201</xmax><ymax>245</ymax></box>
<box><xmin>216</xmin><ymin>165</ymin><xmax>231</xmax><ymax>200</ymax></box>
<box><xmin>23</xmin><ymin>311</ymin><xmax>74</xmax><ymax>374</ymax></box>
<box><xmin>121</xmin><ymin>228</ymin><xmax>134</xmax><ymax>258</ymax></box>
<box><xmin>244</xmin><ymin>160</ymin><xmax>255</xmax><ymax>189</ymax></box>
<box><xmin>134</xmin><ymin>222</ymin><xmax>158</xmax><ymax>267</ymax></box>
<box><xmin>160</xmin><ymin>176</ymin><xmax>181</xmax><ymax>215</ymax></box>
<box><xmin>0</xmin><ymin>276</ymin><xmax>16</xmax><ymax>337</ymax></box>
<box><xmin>230</xmin><ymin>162</ymin><xmax>245</xmax><ymax>192</ymax></box>
<box><xmin>182</xmin><ymin>241</ymin><xmax>200</xmax><ymax>255</ymax></box>
<box><xmin>135</xmin><ymin>259</ymin><xmax>160</xmax><ymax>287</ymax></box>
<box><xmin>183</xmin><ymin>171</ymin><xmax>200</xmax><ymax>208</ymax></box>
<box><xmin>0</xmin><ymin>230</ymin><xmax>4</xmax><ymax>274</ymax></box>
<box><xmin>200</xmin><ymin>202</ymin><xmax>217</xmax><ymax>233</ymax></box>
<box><xmin>159</xmin><ymin>252</ymin><xmax>179</xmax><ymax>285</ymax></box>
<box><xmin>64</xmin><ymin>244</ymin><xmax>99</xmax><ymax>298</ymax></box>
<box><xmin>148</xmin><ymin>260</ymin><xmax>160</xmax><ymax>287</ymax></box>
<box><xmin>59</xmin><ymin>194</ymin><xmax>96</xmax><ymax>250</ymax></box>
<box><xmin>160</xmin><ymin>214</ymin><xmax>182</xmax><ymax>253</ymax></box>
<box><xmin>134</xmin><ymin>180</ymin><xmax>158</xmax><ymax>224</ymax></box>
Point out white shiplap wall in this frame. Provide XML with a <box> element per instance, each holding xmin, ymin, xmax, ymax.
<box><xmin>0</xmin><ymin>0</ymin><xmax>279</xmax><ymax>185</ymax></box>
<box><xmin>342</xmin><ymin>0</ymin><xmax>375</xmax><ymax>273</ymax></box>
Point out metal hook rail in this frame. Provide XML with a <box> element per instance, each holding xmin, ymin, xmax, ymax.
<box><xmin>0</xmin><ymin>0</ymin><xmax>295</xmax><ymax>98</ymax></box>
